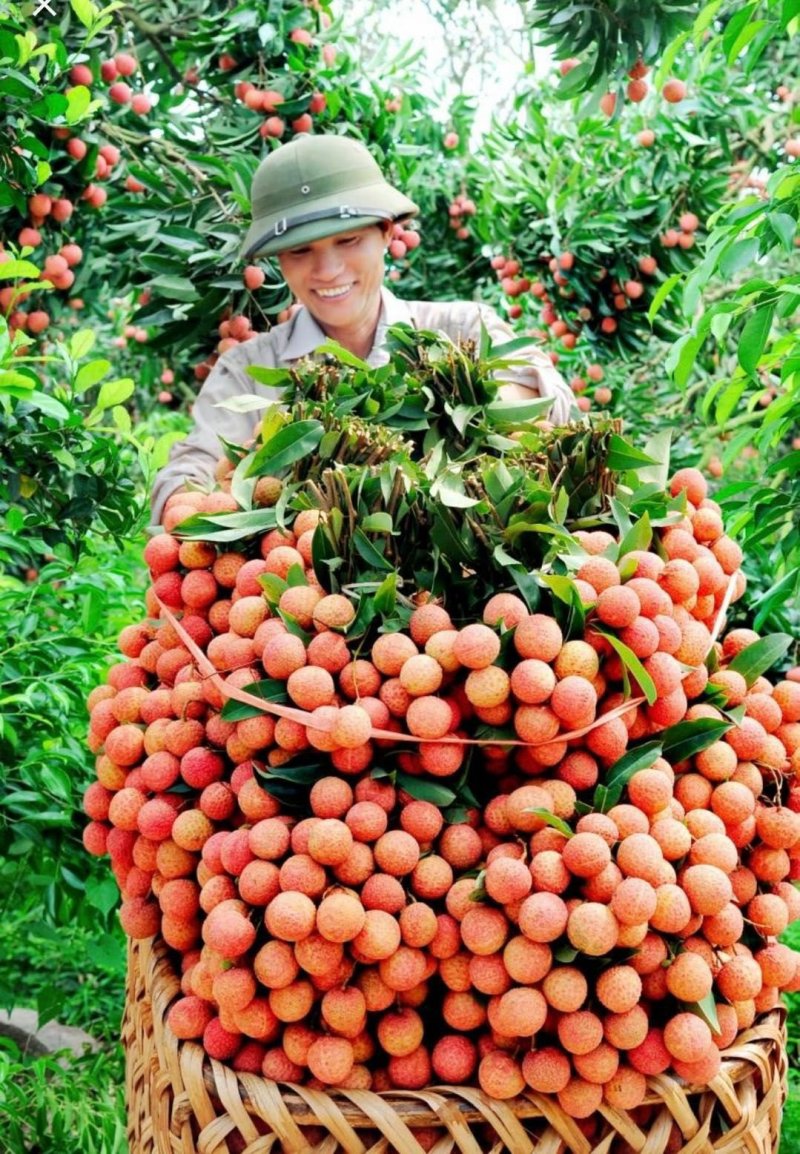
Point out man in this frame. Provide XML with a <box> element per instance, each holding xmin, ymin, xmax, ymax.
<box><xmin>152</xmin><ymin>134</ymin><xmax>573</xmax><ymax>522</ymax></box>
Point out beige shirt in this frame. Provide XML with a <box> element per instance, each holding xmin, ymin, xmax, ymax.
<box><xmin>151</xmin><ymin>287</ymin><xmax>574</xmax><ymax>521</ymax></box>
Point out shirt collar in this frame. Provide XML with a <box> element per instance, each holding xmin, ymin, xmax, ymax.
<box><xmin>281</xmin><ymin>287</ymin><xmax>413</xmax><ymax>367</ymax></box>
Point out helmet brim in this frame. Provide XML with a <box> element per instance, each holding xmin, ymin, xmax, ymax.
<box><xmin>241</xmin><ymin>181</ymin><xmax>419</xmax><ymax>259</ymax></box>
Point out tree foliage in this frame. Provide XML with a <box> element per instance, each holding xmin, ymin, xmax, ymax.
<box><xmin>525</xmin><ymin>0</ymin><xmax>796</xmax><ymax>94</ymax></box>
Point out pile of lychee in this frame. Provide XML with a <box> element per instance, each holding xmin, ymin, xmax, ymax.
<box><xmin>83</xmin><ymin>461</ymin><xmax>800</xmax><ymax>1118</ymax></box>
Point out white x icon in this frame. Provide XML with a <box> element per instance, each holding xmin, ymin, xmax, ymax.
<box><xmin>33</xmin><ymin>0</ymin><xmax>57</xmax><ymax>14</ymax></box>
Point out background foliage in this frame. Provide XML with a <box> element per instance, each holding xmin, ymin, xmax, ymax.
<box><xmin>0</xmin><ymin>0</ymin><xmax>798</xmax><ymax>1148</ymax></box>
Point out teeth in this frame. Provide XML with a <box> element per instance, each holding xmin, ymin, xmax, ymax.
<box><xmin>316</xmin><ymin>284</ymin><xmax>352</xmax><ymax>298</ymax></box>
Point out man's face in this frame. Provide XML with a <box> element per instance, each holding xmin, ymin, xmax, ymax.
<box><xmin>277</xmin><ymin>224</ymin><xmax>389</xmax><ymax>336</ymax></box>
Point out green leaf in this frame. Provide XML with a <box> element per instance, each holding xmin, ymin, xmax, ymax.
<box><xmin>286</xmin><ymin>563</ymin><xmax>307</xmax><ymax>588</ymax></box>
<box><xmin>36</xmin><ymin>985</ymin><xmax>64</xmax><ymax>1031</ymax></box>
<box><xmin>85</xmin><ymin>875</ymin><xmax>119</xmax><ymax>917</ymax></box>
<box><xmin>609</xmin><ymin>497</ymin><xmax>631</xmax><ymax>541</ymax></box>
<box><xmin>74</xmin><ymin>358</ymin><xmax>111</xmax><ymax>393</ymax></box>
<box><xmin>721</xmin><ymin>1</ymin><xmax>757</xmax><ymax>58</ymax></box>
<box><xmin>618</xmin><ymin>512</ymin><xmax>652</xmax><ymax>558</ymax></box>
<box><xmin>737</xmin><ymin>303</ymin><xmax>774</xmax><ymax>376</ymax></box>
<box><xmin>593</xmin><ymin>740</ymin><xmax>663</xmax><ymax>811</ymax></box>
<box><xmin>94</xmin><ymin>376</ymin><xmax>133</xmax><ymax>411</ymax></box>
<box><xmin>71</xmin><ymin>0</ymin><xmax>97</xmax><ymax>26</ymax></box>
<box><xmin>112</xmin><ymin>404</ymin><xmax>131</xmax><ymax>433</ymax></box>
<box><xmin>247</xmin><ymin>420</ymin><xmax>323</xmax><ymax>477</ymax></box>
<box><xmin>0</xmin><ymin>260</ymin><xmax>41</xmax><ymax>281</ymax></box>
<box><xmin>654</xmin><ymin>30</ymin><xmax>690</xmax><ymax>87</ymax></box>
<box><xmin>312</xmin><ymin>521</ymin><xmax>342</xmax><ymax>590</ymax></box>
<box><xmin>715</xmin><ymin>378</ymin><xmax>748</xmax><ymax>425</ymax></box>
<box><xmin>693</xmin><ymin>0</ymin><xmax>726</xmax><ymax>36</ymax></box>
<box><xmin>660</xmin><ymin>717</ymin><xmax>735</xmax><ymax>763</ymax></box>
<box><xmin>229</xmin><ymin>454</ymin><xmax>256</xmax><ymax>509</ymax></box>
<box><xmin>65</xmin><ymin>84</ymin><xmax>92</xmax><ymax>124</ymax></box>
<box><xmin>256</xmin><ymin>762</ymin><xmax>325</xmax><ymax>795</ymax></box>
<box><xmin>278</xmin><ymin>608</ymin><xmax>313</xmax><ymax>643</ymax></box>
<box><xmin>727</xmin><ymin>634</ymin><xmax>792</xmax><ymax>686</ymax></box>
<box><xmin>554</xmin><ymin>945</ymin><xmax>579</xmax><ymax>963</ymax></box>
<box><xmin>647</xmin><ymin>274</ymin><xmax>681</xmax><ymax>322</ymax></box>
<box><xmin>606</xmin><ymin>435</ymin><xmax>659</xmax><ymax>474</ymax></box>
<box><xmin>395</xmin><ymin>772</ymin><xmax>456</xmax><ymax>806</ymax></box>
<box><xmin>752</xmin><ymin>571</ymin><xmax>799</xmax><ymax>631</ymax></box>
<box><xmin>768</xmin><ymin>212</ymin><xmax>796</xmax><ymax>252</ymax></box>
<box><xmin>149</xmin><ymin>275</ymin><xmax>200</xmax><ymax>302</ymax></box>
<box><xmin>360</xmin><ymin>512</ymin><xmax>393</xmax><ymax>533</ymax></box>
<box><xmin>259</xmin><ymin>573</ymin><xmax>288</xmax><ymax>607</ymax></box>
<box><xmin>690</xmin><ymin>990</ymin><xmax>721</xmax><ymax>1035</ymax></box>
<box><xmin>537</xmin><ymin>573</ymin><xmax>579</xmax><ymax>606</ymax></box>
<box><xmin>538</xmin><ymin>573</ymin><xmax>585</xmax><ymax>638</ymax></box>
<box><xmin>22</xmin><ymin>391</ymin><xmax>69</xmax><ymax>420</ymax></box>
<box><xmin>485</xmin><ymin>397</ymin><xmax>552</xmax><ymax>424</ymax></box>
<box><xmin>467</xmin><ymin>874</ymin><xmax>487</xmax><ymax>902</ymax></box>
<box><xmin>596</xmin><ymin>630</ymin><xmax>657</xmax><ymax>705</ymax></box>
<box><xmin>726</xmin><ymin>16</ymin><xmax>768</xmax><ymax>62</ymax></box>
<box><xmin>668</xmin><ymin>334</ymin><xmax>704</xmax><ymax>389</ymax></box>
<box><xmin>69</xmin><ymin>329</ymin><xmax>96</xmax><ymax>359</ymax></box>
<box><xmin>215</xmin><ymin>394</ymin><xmax>272</xmax><ymax>414</ymax></box>
<box><xmin>633</xmin><ymin>431</ymin><xmax>671</xmax><ymax>490</ymax></box>
<box><xmin>430</xmin><ymin>472</ymin><xmax>479</xmax><ymax>508</ymax></box>
<box><xmin>554</xmin><ymin>58</ymin><xmax>593</xmax><ymax>98</ymax></box>
<box><xmin>710</xmin><ymin>311</ymin><xmax>734</xmax><ymax>342</ymax></box>
<box><xmin>0</xmin><ymin>369</ymin><xmax>35</xmax><ymax>391</ymax></box>
<box><xmin>373</xmin><ymin>572</ymin><xmax>397</xmax><ymax>615</ymax></box>
<box><xmin>526</xmin><ymin>809</ymin><xmax>573</xmax><ymax>838</ymax></box>
<box><xmin>719</xmin><ymin>237</ymin><xmax>760</xmax><ymax>278</ymax></box>
<box><xmin>246</xmin><ymin>365</ymin><xmax>294</xmax><ymax>388</ymax></box>
<box><xmin>219</xmin><ymin>679</ymin><xmax>288</xmax><ymax>721</ymax></box>
<box><xmin>173</xmin><ymin>508</ymin><xmax>276</xmax><ymax>543</ymax></box>
<box><xmin>353</xmin><ymin>528</ymin><xmax>393</xmax><ymax>571</ymax></box>
<box><xmin>158</xmin><ymin>226</ymin><xmax>206</xmax><ymax>252</ymax></box>
<box><xmin>314</xmin><ymin>340</ymin><xmax>371</xmax><ymax>371</ymax></box>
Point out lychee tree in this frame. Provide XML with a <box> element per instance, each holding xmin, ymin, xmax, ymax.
<box><xmin>468</xmin><ymin>9</ymin><xmax>795</xmax><ymax>360</ymax></box>
<box><xmin>465</xmin><ymin>0</ymin><xmax>798</xmax><ymax>638</ymax></box>
<box><xmin>654</xmin><ymin>150</ymin><xmax>799</xmax><ymax>633</ymax></box>
<box><xmin>523</xmin><ymin>0</ymin><xmax>791</xmax><ymax>97</ymax></box>
<box><xmin>0</xmin><ymin>0</ymin><xmax>480</xmax><ymax>403</ymax></box>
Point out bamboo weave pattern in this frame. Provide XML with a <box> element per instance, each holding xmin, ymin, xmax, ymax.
<box><xmin>124</xmin><ymin>937</ymin><xmax>788</xmax><ymax>1154</ymax></box>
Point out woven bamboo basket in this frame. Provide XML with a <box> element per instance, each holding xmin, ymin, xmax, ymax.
<box><xmin>124</xmin><ymin>936</ymin><xmax>788</xmax><ymax>1154</ymax></box>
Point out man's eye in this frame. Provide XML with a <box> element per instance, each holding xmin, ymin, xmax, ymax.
<box><xmin>338</xmin><ymin>236</ymin><xmax>359</xmax><ymax>245</ymax></box>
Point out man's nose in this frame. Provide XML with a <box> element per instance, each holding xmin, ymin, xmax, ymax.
<box><xmin>311</xmin><ymin>245</ymin><xmax>345</xmax><ymax>280</ymax></box>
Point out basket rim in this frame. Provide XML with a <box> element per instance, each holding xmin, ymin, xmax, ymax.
<box><xmin>132</xmin><ymin>934</ymin><xmax>788</xmax><ymax>1129</ymax></box>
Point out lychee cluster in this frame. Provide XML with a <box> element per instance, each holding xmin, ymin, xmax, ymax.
<box><xmin>70</xmin><ymin>52</ymin><xmax>152</xmax><ymax>116</ymax></box>
<box><xmin>83</xmin><ymin>461</ymin><xmax>800</xmax><ymax>1112</ymax></box>
<box><xmin>489</xmin><ymin>243</ymin><xmax>661</xmax><ymax>345</ymax></box>
<box><xmin>193</xmin><ymin>312</ymin><xmax>260</xmax><ymax>383</ymax></box>
<box><xmin>660</xmin><ymin>211</ymin><xmax>701</xmax><ymax>251</ymax></box>
<box><xmin>447</xmin><ymin>193</ymin><xmax>477</xmax><ymax>242</ymax></box>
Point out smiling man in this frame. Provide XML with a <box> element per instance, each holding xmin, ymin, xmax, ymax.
<box><xmin>151</xmin><ymin>134</ymin><xmax>573</xmax><ymax>523</ymax></box>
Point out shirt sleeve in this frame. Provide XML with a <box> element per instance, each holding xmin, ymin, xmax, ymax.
<box><xmin>412</xmin><ymin>300</ymin><xmax>575</xmax><ymax>426</ymax></box>
<box><xmin>149</xmin><ymin>337</ymin><xmax>281</xmax><ymax>524</ymax></box>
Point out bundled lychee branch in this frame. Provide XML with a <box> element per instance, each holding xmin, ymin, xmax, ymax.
<box><xmin>83</xmin><ymin>328</ymin><xmax>800</xmax><ymax>1119</ymax></box>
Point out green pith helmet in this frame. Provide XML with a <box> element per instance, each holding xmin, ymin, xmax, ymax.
<box><xmin>241</xmin><ymin>134</ymin><xmax>419</xmax><ymax>259</ymax></box>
